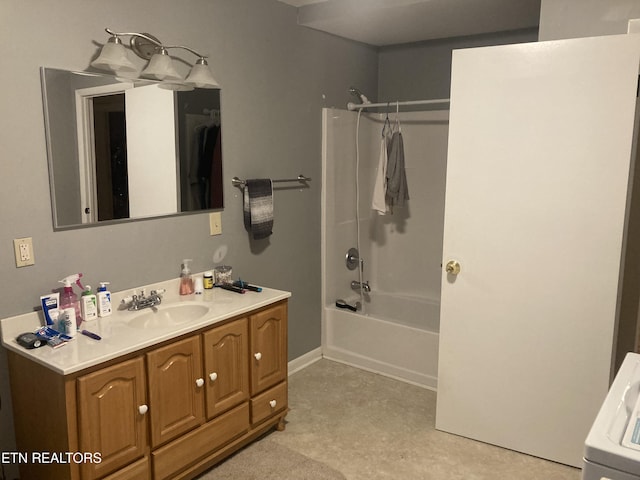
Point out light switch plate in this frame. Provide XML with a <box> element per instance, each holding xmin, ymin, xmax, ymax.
<box><xmin>14</xmin><ymin>237</ymin><xmax>35</xmax><ymax>267</ymax></box>
<box><xmin>209</xmin><ymin>212</ymin><xmax>222</xmax><ymax>235</ymax></box>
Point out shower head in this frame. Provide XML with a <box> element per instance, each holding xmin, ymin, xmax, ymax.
<box><xmin>349</xmin><ymin>86</ymin><xmax>371</xmax><ymax>105</ymax></box>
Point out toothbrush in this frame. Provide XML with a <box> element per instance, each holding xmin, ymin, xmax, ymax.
<box><xmin>234</xmin><ymin>279</ymin><xmax>262</xmax><ymax>292</ymax></box>
<box><xmin>220</xmin><ymin>284</ymin><xmax>246</xmax><ymax>294</ymax></box>
<box><xmin>81</xmin><ymin>330</ymin><xmax>102</xmax><ymax>341</ymax></box>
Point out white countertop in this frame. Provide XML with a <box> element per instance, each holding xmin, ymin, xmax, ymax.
<box><xmin>0</xmin><ymin>277</ymin><xmax>290</xmax><ymax>375</ymax></box>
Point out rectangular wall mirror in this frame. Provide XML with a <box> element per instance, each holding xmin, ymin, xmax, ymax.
<box><xmin>41</xmin><ymin>67</ymin><xmax>223</xmax><ymax>230</ymax></box>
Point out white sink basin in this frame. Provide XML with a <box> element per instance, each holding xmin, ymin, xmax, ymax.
<box><xmin>127</xmin><ymin>304</ymin><xmax>210</xmax><ymax>329</ymax></box>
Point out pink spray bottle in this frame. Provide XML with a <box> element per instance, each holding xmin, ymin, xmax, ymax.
<box><xmin>59</xmin><ymin>273</ymin><xmax>84</xmax><ymax>333</ymax></box>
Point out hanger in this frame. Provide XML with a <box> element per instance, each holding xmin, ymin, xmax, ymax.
<box><xmin>203</xmin><ymin>108</ymin><xmax>220</xmax><ymax>127</ymax></box>
<box><xmin>394</xmin><ymin>101</ymin><xmax>401</xmax><ymax>133</ymax></box>
<box><xmin>382</xmin><ymin>102</ymin><xmax>392</xmax><ymax>138</ymax></box>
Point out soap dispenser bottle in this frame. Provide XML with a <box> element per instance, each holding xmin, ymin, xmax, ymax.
<box><xmin>80</xmin><ymin>285</ymin><xmax>98</xmax><ymax>322</ymax></box>
<box><xmin>59</xmin><ymin>273</ymin><xmax>83</xmax><ymax>328</ymax></box>
<box><xmin>97</xmin><ymin>282</ymin><xmax>112</xmax><ymax>317</ymax></box>
<box><xmin>180</xmin><ymin>259</ymin><xmax>194</xmax><ymax>295</ymax></box>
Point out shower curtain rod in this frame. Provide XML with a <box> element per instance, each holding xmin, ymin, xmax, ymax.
<box><xmin>347</xmin><ymin>97</ymin><xmax>450</xmax><ymax>111</ymax></box>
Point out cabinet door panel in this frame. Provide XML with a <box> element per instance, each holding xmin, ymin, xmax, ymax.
<box><xmin>77</xmin><ymin>357</ymin><xmax>147</xmax><ymax>480</ymax></box>
<box><xmin>203</xmin><ymin>318</ymin><xmax>249</xmax><ymax>419</ymax></box>
<box><xmin>250</xmin><ymin>302</ymin><xmax>288</xmax><ymax>395</ymax></box>
<box><xmin>147</xmin><ymin>336</ymin><xmax>204</xmax><ymax>447</ymax></box>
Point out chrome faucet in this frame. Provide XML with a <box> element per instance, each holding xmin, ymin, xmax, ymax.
<box><xmin>351</xmin><ymin>280</ymin><xmax>371</xmax><ymax>293</ymax></box>
<box><xmin>123</xmin><ymin>289</ymin><xmax>165</xmax><ymax>311</ymax></box>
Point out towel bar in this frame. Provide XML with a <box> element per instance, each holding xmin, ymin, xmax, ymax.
<box><xmin>231</xmin><ymin>175</ymin><xmax>311</xmax><ymax>188</ymax></box>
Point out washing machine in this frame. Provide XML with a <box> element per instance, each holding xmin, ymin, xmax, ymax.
<box><xmin>583</xmin><ymin>352</ymin><xmax>640</xmax><ymax>480</ymax></box>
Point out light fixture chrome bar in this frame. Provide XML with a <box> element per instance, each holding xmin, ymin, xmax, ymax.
<box><xmin>347</xmin><ymin>98</ymin><xmax>450</xmax><ymax>111</ymax></box>
<box><xmin>105</xmin><ymin>28</ymin><xmax>162</xmax><ymax>47</ymax></box>
<box><xmin>104</xmin><ymin>28</ymin><xmax>208</xmax><ymax>59</ymax></box>
<box><xmin>162</xmin><ymin>44</ymin><xmax>208</xmax><ymax>59</ymax></box>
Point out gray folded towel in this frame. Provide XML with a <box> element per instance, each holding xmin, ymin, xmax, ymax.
<box><xmin>243</xmin><ymin>179</ymin><xmax>274</xmax><ymax>240</ymax></box>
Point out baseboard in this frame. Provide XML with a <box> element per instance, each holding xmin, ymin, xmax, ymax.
<box><xmin>287</xmin><ymin>346</ymin><xmax>437</xmax><ymax>391</ymax></box>
<box><xmin>288</xmin><ymin>347</ymin><xmax>323</xmax><ymax>376</ymax></box>
<box><xmin>323</xmin><ymin>345</ymin><xmax>438</xmax><ymax>391</ymax></box>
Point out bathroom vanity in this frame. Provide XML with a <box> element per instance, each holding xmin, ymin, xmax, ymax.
<box><xmin>0</xmin><ymin>280</ymin><xmax>290</xmax><ymax>480</ymax></box>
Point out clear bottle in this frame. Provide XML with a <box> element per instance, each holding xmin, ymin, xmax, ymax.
<box><xmin>62</xmin><ymin>309</ymin><xmax>77</xmax><ymax>337</ymax></box>
<box><xmin>180</xmin><ymin>259</ymin><xmax>194</xmax><ymax>295</ymax></box>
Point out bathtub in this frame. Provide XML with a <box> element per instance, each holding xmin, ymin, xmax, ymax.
<box><xmin>322</xmin><ymin>292</ymin><xmax>439</xmax><ymax>390</ymax></box>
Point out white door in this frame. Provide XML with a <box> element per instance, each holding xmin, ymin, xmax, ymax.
<box><xmin>125</xmin><ymin>85</ymin><xmax>178</xmax><ymax>218</ymax></box>
<box><xmin>436</xmin><ymin>34</ymin><xmax>640</xmax><ymax>467</ymax></box>
<box><xmin>75</xmin><ymin>82</ymin><xmax>134</xmax><ymax>223</ymax></box>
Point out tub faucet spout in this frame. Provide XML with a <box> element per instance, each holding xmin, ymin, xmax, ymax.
<box><xmin>351</xmin><ymin>280</ymin><xmax>371</xmax><ymax>293</ymax></box>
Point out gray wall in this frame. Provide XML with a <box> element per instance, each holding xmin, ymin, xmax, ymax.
<box><xmin>378</xmin><ymin>28</ymin><xmax>539</xmax><ymax>102</ymax></box>
<box><xmin>539</xmin><ymin>0</ymin><xmax>640</xmax><ymax>41</ymax></box>
<box><xmin>0</xmin><ymin>0</ymin><xmax>377</xmax><ymax>473</ymax></box>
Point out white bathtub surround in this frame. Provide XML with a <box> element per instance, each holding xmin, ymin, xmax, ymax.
<box><xmin>321</xmin><ymin>108</ymin><xmax>448</xmax><ymax>388</ymax></box>
<box><xmin>323</xmin><ymin>307</ymin><xmax>439</xmax><ymax>389</ymax></box>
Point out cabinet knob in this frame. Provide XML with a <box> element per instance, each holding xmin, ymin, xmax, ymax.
<box><xmin>269</xmin><ymin>400</ymin><xmax>277</xmax><ymax>408</ymax></box>
<box><xmin>254</xmin><ymin>352</ymin><xmax>262</xmax><ymax>361</ymax></box>
<box><xmin>138</xmin><ymin>404</ymin><xmax>148</xmax><ymax>415</ymax></box>
<box><xmin>209</xmin><ymin>372</ymin><xmax>218</xmax><ymax>382</ymax></box>
<box><xmin>196</xmin><ymin>378</ymin><xmax>205</xmax><ymax>388</ymax></box>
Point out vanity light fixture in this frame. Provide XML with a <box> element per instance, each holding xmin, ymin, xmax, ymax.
<box><xmin>91</xmin><ymin>28</ymin><xmax>220</xmax><ymax>89</ymax></box>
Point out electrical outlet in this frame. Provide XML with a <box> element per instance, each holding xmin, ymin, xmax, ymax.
<box><xmin>209</xmin><ymin>212</ymin><xmax>222</xmax><ymax>235</ymax></box>
<box><xmin>13</xmin><ymin>237</ymin><xmax>35</xmax><ymax>267</ymax></box>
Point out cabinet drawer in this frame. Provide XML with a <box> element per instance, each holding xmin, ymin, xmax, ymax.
<box><xmin>251</xmin><ymin>381</ymin><xmax>287</xmax><ymax>425</ymax></box>
<box><xmin>102</xmin><ymin>456</ymin><xmax>150</xmax><ymax>480</ymax></box>
<box><xmin>152</xmin><ymin>402</ymin><xmax>250</xmax><ymax>480</ymax></box>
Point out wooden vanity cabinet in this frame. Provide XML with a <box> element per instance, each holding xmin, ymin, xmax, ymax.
<box><xmin>6</xmin><ymin>299</ymin><xmax>288</xmax><ymax>480</ymax></box>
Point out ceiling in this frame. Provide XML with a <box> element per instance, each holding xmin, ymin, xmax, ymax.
<box><xmin>278</xmin><ymin>0</ymin><xmax>541</xmax><ymax>46</ymax></box>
